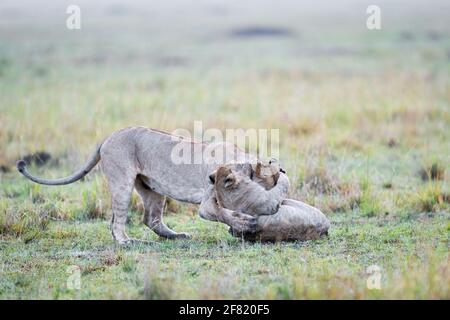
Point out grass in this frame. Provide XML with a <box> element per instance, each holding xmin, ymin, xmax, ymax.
<box><xmin>0</xmin><ymin>0</ymin><xmax>449</xmax><ymax>299</ymax></box>
<box><xmin>0</xmin><ymin>210</ymin><xmax>448</xmax><ymax>299</ymax></box>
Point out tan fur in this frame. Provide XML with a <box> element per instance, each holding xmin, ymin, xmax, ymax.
<box><xmin>214</xmin><ymin>162</ymin><xmax>289</xmax><ymax>217</ymax></box>
<box><xmin>18</xmin><ymin>126</ymin><xmax>265</xmax><ymax>244</ymax></box>
<box><xmin>251</xmin><ymin>160</ymin><xmax>280</xmax><ymax>190</ymax></box>
<box><xmin>202</xmin><ymin>164</ymin><xmax>330</xmax><ymax>242</ymax></box>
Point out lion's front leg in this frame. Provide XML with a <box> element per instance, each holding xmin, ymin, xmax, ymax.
<box><xmin>219</xmin><ymin>209</ymin><xmax>259</xmax><ymax>233</ymax></box>
<box><xmin>199</xmin><ymin>186</ymin><xmax>258</xmax><ymax>233</ymax></box>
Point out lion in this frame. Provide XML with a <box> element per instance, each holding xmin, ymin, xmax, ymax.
<box><xmin>199</xmin><ymin>163</ymin><xmax>330</xmax><ymax>242</ymax></box>
<box><xmin>17</xmin><ymin>126</ymin><xmax>289</xmax><ymax>244</ymax></box>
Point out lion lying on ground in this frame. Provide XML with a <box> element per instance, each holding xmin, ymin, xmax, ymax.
<box><xmin>199</xmin><ymin>163</ymin><xmax>330</xmax><ymax>242</ymax></box>
<box><xmin>17</xmin><ymin>127</ymin><xmax>282</xmax><ymax>244</ymax></box>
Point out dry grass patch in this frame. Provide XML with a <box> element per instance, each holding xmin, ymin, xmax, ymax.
<box><xmin>297</xmin><ymin>167</ymin><xmax>361</xmax><ymax>214</ymax></box>
<box><xmin>0</xmin><ymin>202</ymin><xmax>49</xmax><ymax>239</ymax></box>
<box><xmin>412</xmin><ymin>183</ymin><xmax>450</xmax><ymax>213</ymax></box>
<box><xmin>418</xmin><ymin>162</ymin><xmax>445</xmax><ymax>182</ymax></box>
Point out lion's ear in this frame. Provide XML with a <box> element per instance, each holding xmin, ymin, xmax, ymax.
<box><xmin>209</xmin><ymin>171</ymin><xmax>216</xmax><ymax>184</ymax></box>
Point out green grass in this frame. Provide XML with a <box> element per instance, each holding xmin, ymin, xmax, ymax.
<box><xmin>0</xmin><ymin>1</ymin><xmax>449</xmax><ymax>299</ymax></box>
<box><xmin>0</xmin><ymin>207</ymin><xmax>448</xmax><ymax>299</ymax></box>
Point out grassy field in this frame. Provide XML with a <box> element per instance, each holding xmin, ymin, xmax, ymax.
<box><xmin>0</xmin><ymin>0</ymin><xmax>449</xmax><ymax>299</ymax></box>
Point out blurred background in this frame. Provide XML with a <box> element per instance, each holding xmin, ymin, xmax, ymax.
<box><xmin>1</xmin><ymin>0</ymin><xmax>449</xmax><ymax>203</ymax></box>
<box><xmin>0</xmin><ymin>0</ymin><xmax>449</xmax><ymax>299</ymax></box>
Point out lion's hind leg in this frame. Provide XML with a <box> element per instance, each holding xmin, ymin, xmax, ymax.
<box><xmin>106</xmin><ymin>174</ymin><xmax>135</xmax><ymax>245</ymax></box>
<box><xmin>100</xmin><ymin>151</ymin><xmax>138</xmax><ymax>245</ymax></box>
<box><xmin>135</xmin><ymin>177</ymin><xmax>190</xmax><ymax>240</ymax></box>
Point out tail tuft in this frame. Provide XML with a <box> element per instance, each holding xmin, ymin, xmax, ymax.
<box><xmin>16</xmin><ymin>160</ymin><xmax>27</xmax><ymax>173</ymax></box>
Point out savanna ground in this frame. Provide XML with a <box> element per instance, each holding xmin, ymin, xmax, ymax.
<box><xmin>0</xmin><ymin>0</ymin><xmax>449</xmax><ymax>299</ymax></box>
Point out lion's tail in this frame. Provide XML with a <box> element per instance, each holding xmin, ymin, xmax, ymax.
<box><xmin>16</xmin><ymin>145</ymin><xmax>101</xmax><ymax>186</ymax></box>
